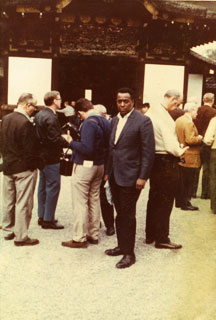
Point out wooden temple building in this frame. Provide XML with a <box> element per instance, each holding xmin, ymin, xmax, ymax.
<box><xmin>0</xmin><ymin>0</ymin><xmax>216</xmax><ymax>116</ymax></box>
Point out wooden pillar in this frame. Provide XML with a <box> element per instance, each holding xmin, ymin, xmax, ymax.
<box><xmin>0</xmin><ymin>56</ymin><xmax>8</xmax><ymax>106</ymax></box>
<box><xmin>183</xmin><ymin>64</ymin><xmax>189</xmax><ymax>103</ymax></box>
<box><xmin>135</xmin><ymin>58</ymin><xmax>145</xmax><ymax>106</ymax></box>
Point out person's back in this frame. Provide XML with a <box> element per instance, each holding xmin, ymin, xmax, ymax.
<box><xmin>2</xmin><ymin>112</ymin><xmax>34</xmax><ymax>174</ymax></box>
<box><xmin>194</xmin><ymin>93</ymin><xmax>216</xmax><ymax>199</ymax></box>
<box><xmin>72</xmin><ymin>114</ymin><xmax>110</xmax><ymax>165</ymax></box>
<box><xmin>195</xmin><ymin>93</ymin><xmax>216</xmax><ymax>136</ymax></box>
<box><xmin>61</xmin><ymin>98</ymin><xmax>110</xmax><ymax>249</ymax></box>
<box><xmin>35</xmin><ymin>107</ymin><xmax>66</xmax><ymax>165</ymax></box>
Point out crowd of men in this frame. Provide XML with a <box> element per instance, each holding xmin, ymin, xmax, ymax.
<box><xmin>1</xmin><ymin>88</ymin><xmax>215</xmax><ymax>268</ymax></box>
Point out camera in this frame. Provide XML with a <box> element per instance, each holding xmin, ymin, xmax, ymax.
<box><xmin>61</xmin><ymin>115</ymin><xmax>82</xmax><ymax>141</ymax></box>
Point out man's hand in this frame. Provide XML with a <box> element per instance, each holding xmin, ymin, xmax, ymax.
<box><xmin>104</xmin><ymin>174</ymin><xmax>108</xmax><ymax>182</ymax></box>
<box><xmin>182</xmin><ymin>146</ymin><xmax>189</xmax><ymax>154</ymax></box>
<box><xmin>62</xmin><ymin>130</ymin><xmax>72</xmax><ymax>143</ymax></box>
<box><xmin>136</xmin><ymin>178</ymin><xmax>146</xmax><ymax>190</ymax></box>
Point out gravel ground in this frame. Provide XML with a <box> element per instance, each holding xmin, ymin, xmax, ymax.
<box><xmin>0</xmin><ymin>173</ymin><xmax>216</xmax><ymax>320</ymax></box>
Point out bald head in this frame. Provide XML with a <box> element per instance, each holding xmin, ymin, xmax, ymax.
<box><xmin>163</xmin><ymin>89</ymin><xmax>182</xmax><ymax>112</ymax></box>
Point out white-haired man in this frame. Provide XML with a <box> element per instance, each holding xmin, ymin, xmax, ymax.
<box><xmin>175</xmin><ymin>103</ymin><xmax>203</xmax><ymax>210</ymax></box>
<box><xmin>1</xmin><ymin>93</ymin><xmax>41</xmax><ymax>246</ymax></box>
<box><xmin>94</xmin><ymin>104</ymin><xmax>111</xmax><ymax>120</ymax></box>
<box><xmin>146</xmin><ymin>90</ymin><xmax>188</xmax><ymax>249</ymax></box>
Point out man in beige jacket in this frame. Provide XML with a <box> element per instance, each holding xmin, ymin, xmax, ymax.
<box><xmin>175</xmin><ymin>102</ymin><xmax>203</xmax><ymax>210</ymax></box>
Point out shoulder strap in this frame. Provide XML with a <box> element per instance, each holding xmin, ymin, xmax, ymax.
<box><xmin>88</xmin><ymin>118</ymin><xmax>99</xmax><ymax>125</ymax></box>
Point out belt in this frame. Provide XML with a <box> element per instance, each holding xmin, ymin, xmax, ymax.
<box><xmin>155</xmin><ymin>153</ymin><xmax>180</xmax><ymax>162</ymax></box>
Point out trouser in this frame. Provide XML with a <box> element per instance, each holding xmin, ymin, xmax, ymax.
<box><xmin>110</xmin><ymin>173</ymin><xmax>141</xmax><ymax>255</ymax></box>
<box><xmin>200</xmin><ymin>144</ymin><xmax>211</xmax><ymax>198</ymax></box>
<box><xmin>191</xmin><ymin>168</ymin><xmax>200</xmax><ymax>197</ymax></box>
<box><xmin>2</xmin><ymin>170</ymin><xmax>37</xmax><ymax>241</ymax></box>
<box><xmin>38</xmin><ymin>163</ymin><xmax>61</xmax><ymax>222</ymax></box>
<box><xmin>146</xmin><ymin>154</ymin><xmax>179</xmax><ymax>243</ymax></box>
<box><xmin>176</xmin><ymin>166</ymin><xmax>197</xmax><ymax>207</ymax></box>
<box><xmin>100</xmin><ymin>180</ymin><xmax>114</xmax><ymax>229</ymax></box>
<box><xmin>209</xmin><ymin>149</ymin><xmax>216</xmax><ymax>214</ymax></box>
<box><xmin>71</xmin><ymin>164</ymin><xmax>104</xmax><ymax>242</ymax></box>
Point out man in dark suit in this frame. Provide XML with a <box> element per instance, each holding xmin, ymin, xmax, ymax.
<box><xmin>35</xmin><ymin>91</ymin><xmax>69</xmax><ymax>229</ymax></box>
<box><xmin>104</xmin><ymin>87</ymin><xmax>155</xmax><ymax>269</ymax></box>
<box><xmin>194</xmin><ymin>92</ymin><xmax>216</xmax><ymax>199</ymax></box>
<box><xmin>1</xmin><ymin>93</ymin><xmax>41</xmax><ymax>246</ymax></box>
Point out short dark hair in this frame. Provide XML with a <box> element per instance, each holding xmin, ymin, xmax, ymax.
<box><xmin>116</xmin><ymin>87</ymin><xmax>134</xmax><ymax>100</ymax></box>
<box><xmin>75</xmin><ymin>98</ymin><xmax>93</xmax><ymax>113</ymax></box>
<box><xmin>136</xmin><ymin>102</ymin><xmax>150</xmax><ymax>111</ymax></box>
<box><xmin>44</xmin><ymin>91</ymin><xmax>60</xmax><ymax>106</ymax></box>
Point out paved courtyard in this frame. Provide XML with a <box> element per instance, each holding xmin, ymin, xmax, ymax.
<box><xmin>0</xmin><ymin>173</ymin><xmax>216</xmax><ymax>320</ymax></box>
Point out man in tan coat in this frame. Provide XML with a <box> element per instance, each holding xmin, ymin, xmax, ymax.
<box><xmin>175</xmin><ymin>103</ymin><xmax>203</xmax><ymax>210</ymax></box>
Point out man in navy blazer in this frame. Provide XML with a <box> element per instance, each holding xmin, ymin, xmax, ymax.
<box><xmin>104</xmin><ymin>87</ymin><xmax>155</xmax><ymax>268</ymax></box>
<box><xmin>35</xmin><ymin>91</ymin><xmax>69</xmax><ymax>229</ymax></box>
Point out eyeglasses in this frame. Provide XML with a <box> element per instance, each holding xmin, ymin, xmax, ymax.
<box><xmin>31</xmin><ymin>104</ymin><xmax>37</xmax><ymax>108</ymax></box>
<box><xmin>55</xmin><ymin>97</ymin><xmax>62</xmax><ymax>101</ymax></box>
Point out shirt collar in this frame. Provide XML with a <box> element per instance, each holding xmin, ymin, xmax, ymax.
<box><xmin>86</xmin><ymin>109</ymin><xmax>99</xmax><ymax>118</ymax></box>
<box><xmin>161</xmin><ymin>104</ymin><xmax>168</xmax><ymax>112</ymax></box>
<box><xmin>14</xmin><ymin>106</ymin><xmax>31</xmax><ymax>122</ymax></box>
<box><xmin>48</xmin><ymin>106</ymin><xmax>56</xmax><ymax>114</ymax></box>
<box><xmin>185</xmin><ymin>112</ymin><xmax>192</xmax><ymax>121</ymax></box>
<box><xmin>117</xmin><ymin>108</ymin><xmax>134</xmax><ymax>119</ymax></box>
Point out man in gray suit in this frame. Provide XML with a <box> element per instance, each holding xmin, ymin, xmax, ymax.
<box><xmin>104</xmin><ymin>87</ymin><xmax>155</xmax><ymax>268</ymax></box>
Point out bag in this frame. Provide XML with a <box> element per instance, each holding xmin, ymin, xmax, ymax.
<box><xmin>104</xmin><ymin>180</ymin><xmax>113</xmax><ymax>205</ymax></box>
<box><xmin>60</xmin><ymin>149</ymin><xmax>73</xmax><ymax>176</ymax></box>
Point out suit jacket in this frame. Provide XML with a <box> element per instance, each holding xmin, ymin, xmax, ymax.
<box><xmin>1</xmin><ymin>112</ymin><xmax>43</xmax><ymax>175</ymax></box>
<box><xmin>175</xmin><ymin>113</ymin><xmax>202</xmax><ymax>168</ymax></box>
<box><xmin>194</xmin><ymin>104</ymin><xmax>216</xmax><ymax>136</ymax></box>
<box><xmin>35</xmin><ymin>107</ymin><xmax>69</xmax><ymax>165</ymax></box>
<box><xmin>106</xmin><ymin>109</ymin><xmax>155</xmax><ymax>187</ymax></box>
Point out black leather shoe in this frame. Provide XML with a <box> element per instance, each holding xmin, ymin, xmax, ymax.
<box><xmin>106</xmin><ymin>227</ymin><xmax>115</xmax><ymax>236</ymax></box>
<box><xmin>105</xmin><ymin>247</ymin><xmax>122</xmax><ymax>256</ymax></box>
<box><xmin>155</xmin><ymin>241</ymin><xmax>182</xmax><ymax>249</ymax></box>
<box><xmin>4</xmin><ymin>233</ymin><xmax>15</xmax><ymax>240</ymax></box>
<box><xmin>145</xmin><ymin>237</ymin><xmax>155</xmax><ymax>244</ymax></box>
<box><xmin>42</xmin><ymin>221</ymin><xmax>64</xmax><ymax>229</ymax></box>
<box><xmin>38</xmin><ymin>218</ymin><xmax>58</xmax><ymax>226</ymax></box>
<box><xmin>87</xmin><ymin>236</ymin><xmax>98</xmax><ymax>244</ymax></box>
<box><xmin>181</xmin><ymin>205</ymin><xmax>199</xmax><ymax>211</ymax></box>
<box><xmin>116</xmin><ymin>254</ymin><xmax>136</xmax><ymax>269</ymax></box>
<box><xmin>201</xmin><ymin>194</ymin><xmax>210</xmax><ymax>199</ymax></box>
<box><xmin>14</xmin><ymin>237</ymin><xmax>39</xmax><ymax>246</ymax></box>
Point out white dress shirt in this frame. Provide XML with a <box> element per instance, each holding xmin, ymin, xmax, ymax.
<box><xmin>57</xmin><ymin>105</ymin><xmax>75</xmax><ymax>117</ymax></box>
<box><xmin>114</xmin><ymin>108</ymin><xmax>134</xmax><ymax>144</ymax></box>
<box><xmin>148</xmin><ymin>104</ymin><xmax>184</xmax><ymax>157</ymax></box>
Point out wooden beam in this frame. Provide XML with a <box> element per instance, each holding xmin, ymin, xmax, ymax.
<box><xmin>56</xmin><ymin>0</ymin><xmax>73</xmax><ymax>12</ymax></box>
<box><xmin>143</xmin><ymin>0</ymin><xmax>159</xmax><ymax>19</ymax></box>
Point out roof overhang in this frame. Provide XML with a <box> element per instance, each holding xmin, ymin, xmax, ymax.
<box><xmin>191</xmin><ymin>41</ymin><xmax>216</xmax><ymax>66</ymax></box>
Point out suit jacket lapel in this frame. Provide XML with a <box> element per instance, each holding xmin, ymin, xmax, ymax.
<box><xmin>111</xmin><ymin>117</ymin><xmax>119</xmax><ymax>146</ymax></box>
